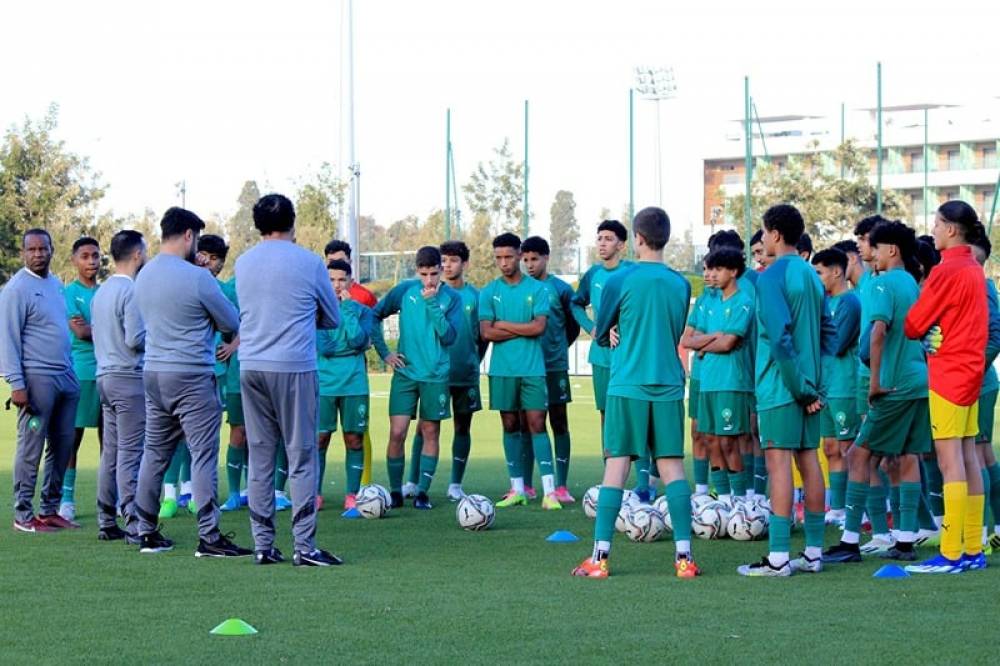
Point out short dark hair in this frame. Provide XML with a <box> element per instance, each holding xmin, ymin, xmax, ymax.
<box><xmin>110</xmin><ymin>230</ymin><xmax>144</xmax><ymax>262</ymax></box>
<box><xmin>198</xmin><ymin>234</ymin><xmax>229</xmax><ymax>260</ymax></box>
<box><xmin>326</xmin><ymin>258</ymin><xmax>352</xmax><ymax>275</ymax></box>
<box><xmin>762</xmin><ymin>204</ymin><xmax>804</xmax><ymax>246</ymax></box>
<box><xmin>833</xmin><ymin>239</ymin><xmax>859</xmax><ymax>256</ymax></box>
<box><xmin>869</xmin><ymin>220</ymin><xmax>921</xmax><ymax>281</ymax></box>
<box><xmin>72</xmin><ymin>236</ymin><xmax>99</xmax><ymax>254</ymax></box>
<box><xmin>493</xmin><ymin>232</ymin><xmax>521</xmax><ymax>251</ymax></box>
<box><xmin>811</xmin><ymin>248</ymin><xmax>848</xmax><ymax>274</ymax></box>
<box><xmin>324</xmin><ymin>239</ymin><xmax>352</xmax><ymax>258</ymax></box>
<box><xmin>521</xmin><ymin>236</ymin><xmax>550</xmax><ymax>256</ymax></box>
<box><xmin>708</xmin><ymin>229</ymin><xmax>743</xmax><ymax>252</ymax></box>
<box><xmin>795</xmin><ymin>232</ymin><xmax>813</xmax><ymax>257</ymax></box>
<box><xmin>597</xmin><ymin>219</ymin><xmax>627</xmax><ymax>242</ymax></box>
<box><xmin>750</xmin><ymin>229</ymin><xmax>763</xmax><ymax>246</ymax></box>
<box><xmin>23</xmin><ymin>228</ymin><xmax>52</xmax><ymax>247</ymax></box>
<box><xmin>439</xmin><ymin>240</ymin><xmax>469</xmax><ymax>262</ymax></box>
<box><xmin>938</xmin><ymin>200</ymin><xmax>980</xmax><ymax>242</ymax></box>
<box><xmin>632</xmin><ymin>206</ymin><xmax>670</xmax><ymax>251</ymax></box>
<box><xmin>415</xmin><ymin>245</ymin><xmax>442</xmax><ymax>268</ymax></box>
<box><xmin>160</xmin><ymin>207</ymin><xmax>206</xmax><ymax>240</ymax></box>
<box><xmin>854</xmin><ymin>214</ymin><xmax>889</xmax><ymax>238</ymax></box>
<box><xmin>917</xmin><ymin>238</ymin><xmax>941</xmax><ymax>277</ymax></box>
<box><xmin>704</xmin><ymin>247</ymin><xmax>745</xmax><ymax>276</ymax></box>
<box><xmin>253</xmin><ymin>194</ymin><xmax>295</xmax><ymax>235</ymax></box>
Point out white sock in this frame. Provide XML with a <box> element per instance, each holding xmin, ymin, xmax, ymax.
<box><xmin>275</xmin><ymin>489</ymin><xmax>287</xmax><ymax>499</ymax></box>
<box><xmin>873</xmin><ymin>532</ymin><xmax>891</xmax><ymax>542</ymax></box>
<box><xmin>983</xmin><ymin>526</ymin><xmax>989</xmax><ymax>542</ymax></box>
<box><xmin>842</xmin><ymin>530</ymin><xmax>860</xmax><ymax>545</ymax></box>
<box><xmin>180</xmin><ymin>481</ymin><xmax>193</xmax><ymax>496</ymax></box>
<box><xmin>541</xmin><ymin>474</ymin><xmax>556</xmax><ymax>495</ymax></box>
<box><xmin>511</xmin><ymin>477</ymin><xmax>525</xmax><ymax>494</ymax></box>
<box><xmin>746</xmin><ymin>489</ymin><xmax>755</xmax><ymax>499</ymax></box>
<box><xmin>675</xmin><ymin>540</ymin><xmax>691</xmax><ymax>558</ymax></box>
<box><xmin>898</xmin><ymin>530</ymin><xmax>915</xmax><ymax>544</ymax></box>
<box><xmin>768</xmin><ymin>552</ymin><xmax>789</xmax><ymax>567</ymax></box>
<box><xmin>448</xmin><ymin>483</ymin><xmax>462</xmax><ymax>492</ymax></box>
<box><xmin>804</xmin><ymin>546</ymin><xmax>822</xmax><ymax>560</ymax></box>
<box><xmin>994</xmin><ymin>525</ymin><xmax>1000</xmax><ymax>536</ymax></box>
<box><xmin>695</xmin><ymin>484</ymin><xmax>708</xmax><ymax>494</ymax></box>
<box><xmin>933</xmin><ymin>515</ymin><xmax>943</xmax><ymax>528</ymax></box>
<box><xmin>163</xmin><ymin>484</ymin><xmax>177</xmax><ymax>501</ymax></box>
<box><xmin>592</xmin><ymin>540</ymin><xmax>611</xmax><ymax>561</ymax></box>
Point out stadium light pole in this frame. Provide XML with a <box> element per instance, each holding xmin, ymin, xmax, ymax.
<box><xmin>634</xmin><ymin>66</ymin><xmax>677</xmax><ymax>206</ymax></box>
<box><xmin>445</xmin><ymin>108</ymin><xmax>452</xmax><ymax>240</ymax></box>
<box><xmin>523</xmin><ymin>100</ymin><xmax>529</xmax><ymax>238</ymax></box>
<box><xmin>743</xmin><ymin>76</ymin><xmax>753</xmax><ymax>262</ymax></box>
<box><xmin>840</xmin><ymin>102</ymin><xmax>846</xmax><ymax>178</ymax></box>
<box><xmin>344</xmin><ymin>0</ymin><xmax>360</xmax><ymax>277</ymax></box>
<box><xmin>876</xmin><ymin>61</ymin><xmax>883</xmax><ymax>215</ymax></box>
<box><xmin>923</xmin><ymin>107</ymin><xmax>929</xmax><ymax>234</ymax></box>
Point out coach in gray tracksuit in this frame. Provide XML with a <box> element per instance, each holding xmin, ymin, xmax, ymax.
<box><xmin>91</xmin><ymin>230</ymin><xmax>147</xmax><ymax>541</ymax></box>
<box><xmin>1</xmin><ymin>229</ymin><xmax>81</xmax><ymax>532</ymax></box>
<box><xmin>236</xmin><ymin>194</ymin><xmax>341</xmax><ymax>566</ymax></box>
<box><xmin>132</xmin><ymin>208</ymin><xmax>244</xmax><ymax>554</ymax></box>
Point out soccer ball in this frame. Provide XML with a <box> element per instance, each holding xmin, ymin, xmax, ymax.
<box><xmin>753</xmin><ymin>496</ymin><xmax>772</xmax><ymax>523</ymax></box>
<box><xmin>691</xmin><ymin>493</ymin><xmax>715</xmax><ymax>512</ymax></box>
<box><xmin>625</xmin><ymin>505</ymin><xmax>666</xmax><ymax>543</ymax></box>
<box><xmin>726</xmin><ymin>506</ymin><xmax>754</xmax><ymax>541</ymax></box>
<box><xmin>615</xmin><ymin>504</ymin><xmax>632</xmax><ymax>533</ymax></box>
<box><xmin>622</xmin><ymin>489</ymin><xmax>639</xmax><ymax>507</ymax></box>
<box><xmin>456</xmin><ymin>494</ymin><xmax>495</xmax><ymax>531</ymax></box>
<box><xmin>583</xmin><ymin>486</ymin><xmax>600</xmax><ymax>519</ymax></box>
<box><xmin>652</xmin><ymin>495</ymin><xmax>673</xmax><ymax>533</ymax></box>
<box><xmin>356</xmin><ymin>484</ymin><xmax>389</xmax><ymax>519</ymax></box>
<box><xmin>692</xmin><ymin>503</ymin><xmax>726</xmax><ymax>540</ymax></box>
<box><xmin>743</xmin><ymin>504</ymin><xmax>768</xmax><ymax>538</ymax></box>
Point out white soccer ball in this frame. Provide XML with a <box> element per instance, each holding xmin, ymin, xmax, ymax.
<box><xmin>726</xmin><ymin>506</ymin><xmax>753</xmax><ymax>541</ymax></box>
<box><xmin>615</xmin><ymin>504</ymin><xmax>632</xmax><ymax>533</ymax></box>
<box><xmin>692</xmin><ymin>504</ymin><xmax>725</xmax><ymax>540</ymax></box>
<box><xmin>625</xmin><ymin>505</ymin><xmax>667</xmax><ymax>543</ymax></box>
<box><xmin>622</xmin><ymin>489</ymin><xmax>639</xmax><ymax>507</ymax></box>
<box><xmin>583</xmin><ymin>486</ymin><xmax>600</xmax><ymax>519</ymax></box>
<box><xmin>691</xmin><ymin>493</ymin><xmax>715</xmax><ymax>512</ymax></box>
<box><xmin>652</xmin><ymin>495</ymin><xmax>673</xmax><ymax>533</ymax></box>
<box><xmin>753</xmin><ymin>496</ymin><xmax>772</xmax><ymax>523</ymax></box>
<box><xmin>743</xmin><ymin>504</ymin><xmax>768</xmax><ymax>539</ymax></box>
<box><xmin>456</xmin><ymin>493</ymin><xmax>495</xmax><ymax>531</ymax></box>
<box><xmin>356</xmin><ymin>484</ymin><xmax>389</xmax><ymax>519</ymax></box>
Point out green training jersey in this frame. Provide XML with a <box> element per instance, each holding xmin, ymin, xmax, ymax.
<box><xmin>686</xmin><ymin>288</ymin><xmax>716</xmax><ymax>382</ymax></box>
<box><xmin>856</xmin><ymin>267</ymin><xmax>876</xmax><ymax>380</ymax></box>
<box><xmin>539</xmin><ymin>274</ymin><xmax>580</xmax><ymax>372</ymax></box>
<box><xmin>595</xmin><ymin>261</ymin><xmax>690</xmax><ymax>401</ymax></box>
<box><xmin>213</xmin><ymin>278</ymin><xmax>228</xmax><ymax>378</ymax></box>
<box><xmin>318</xmin><ymin>299</ymin><xmax>374</xmax><ymax>396</ymax></box>
<box><xmin>448</xmin><ymin>283</ymin><xmax>482</xmax><ymax>387</ymax></box>
<box><xmin>64</xmin><ymin>279</ymin><xmax>98</xmax><ymax>380</ymax></box>
<box><xmin>700</xmin><ymin>285</ymin><xmax>755</xmax><ymax>394</ymax></box>
<box><xmin>820</xmin><ymin>291</ymin><xmax>861</xmax><ymax>400</ymax></box>
<box><xmin>221</xmin><ymin>278</ymin><xmax>242</xmax><ymax>394</ymax></box>
<box><xmin>754</xmin><ymin>253</ymin><xmax>830</xmax><ymax>411</ymax></box>
<box><xmin>867</xmin><ymin>267</ymin><xmax>927</xmax><ymax>401</ymax></box>
<box><xmin>479</xmin><ymin>274</ymin><xmax>551</xmax><ymax>378</ymax></box>
<box><xmin>982</xmin><ymin>278</ymin><xmax>1000</xmax><ymax>394</ymax></box>
<box><xmin>571</xmin><ymin>260</ymin><xmax>631</xmax><ymax>368</ymax></box>
<box><xmin>373</xmin><ymin>280</ymin><xmax>462</xmax><ymax>384</ymax></box>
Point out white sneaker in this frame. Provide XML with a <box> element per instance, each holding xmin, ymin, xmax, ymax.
<box><xmin>446</xmin><ymin>484</ymin><xmax>466</xmax><ymax>502</ymax></box>
<box><xmin>58</xmin><ymin>502</ymin><xmax>76</xmax><ymax>522</ymax></box>
<box><xmin>859</xmin><ymin>534</ymin><xmax>895</xmax><ymax>554</ymax></box>
<box><xmin>737</xmin><ymin>556</ymin><xmax>792</xmax><ymax>577</ymax></box>
<box><xmin>402</xmin><ymin>482</ymin><xmax>418</xmax><ymax>499</ymax></box>
<box><xmin>789</xmin><ymin>552</ymin><xmax>823</xmax><ymax>573</ymax></box>
<box><xmin>914</xmin><ymin>528</ymin><xmax>939</xmax><ymax>546</ymax></box>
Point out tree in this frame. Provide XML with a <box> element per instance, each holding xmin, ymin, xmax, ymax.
<box><xmin>665</xmin><ymin>224</ymin><xmax>696</xmax><ymax>273</ymax></box>
<box><xmin>463</xmin><ymin>139</ymin><xmax>527</xmax><ymax>234</ymax></box>
<box><xmin>464</xmin><ymin>211</ymin><xmax>497</xmax><ymax>287</ymax></box>
<box><xmin>294</xmin><ymin>162</ymin><xmax>346</xmax><ymax>256</ymax></box>
<box><xmin>548</xmin><ymin>190</ymin><xmax>579</xmax><ymax>274</ymax></box>
<box><xmin>0</xmin><ymin>105</ymin><xmax>106</xmax><ymax>282</ymax></box>
<box><xmin>726</xmin><ymin>140</ymin><xmax>907</xmax><ymax>246</ymax></box>
<box><xmin>222</xmin><ymin>180</ymin><xmax>261</xmax><ymax>278</ymax></box>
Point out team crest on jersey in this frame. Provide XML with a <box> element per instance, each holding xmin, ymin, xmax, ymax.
<box><xmin>439</xmin><ymin>393</ymin><xmax>447</xmax><ymax>406</ymax></box>
<box><xmin>468</xmin><ymin>388</ymin><xmax>477</xmax><ymax>400</ymax></box>
<box><xmin>722</xmin><ymin>407</ymin><xmax>734</xmax><ymax>431</ymax></box>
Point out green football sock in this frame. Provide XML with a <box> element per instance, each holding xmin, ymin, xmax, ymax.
<box><xmin>61</xmin><ymin>468</ymin><xmax>77</xmax><ymax>503</ymax></box>
<box><xmin>753</xmin><ymin>455</ymin><xmax>768</xmax><ymax>495</ymax></box>
<box><xmin>867</xmin><ymin>483</ymin><xmax>890</xmax><ymax>535</ymax></box>
<box><xmin>521</xmin><ymin>431</ymin><xmax>535</xmax><ymax>488</ymax></box>
<box><xmin>226</xmin><ymin>445</ymin><xmax>245</xmax><ymax>497</ymax></box>
<box><xmin>554</xmin><ymin>432</ymin><xmax>571</xmax><ymax>487</ymax></box>
<box><xmin>502</xmin><ymin>432</ymin><xmax>523</xmax><ymax>480</ymax></box>
<box><xmin>345</xmin><ymin>447</ymin><xmax>364</xmax><ymax>495</ymax></box>
<box><xmin>742</xmin><ymin>453</ymin><xmax>754</xmax><ymax>495</ymax></box>
<box><xmin>925</xmin><ymin>457</ymin><xmax>944</xmax><ymax>516</ymax></box>
<box><xmin>899</xmin><ymin>481</ymin><xmax>921</xmax><ymax>536</ymax></box>
<box><xmin>844</xmin><ymin>481</ymin><xmax>868</xmax><ymax>535</ymax></box>
<box><xmin>693</xmin><ymin>457</ymin><xmax>709</xmax><ymax>487</ymax></box>
<box><xmin>408</xmin><ymin>433</ymin><xmax>423</xmax><ymax>486</ymax></box>
<box><xmin>274</xmin><ymin>445</ymin><xmax>288</xmax><ymax>492</ymax></box>
<box><xmin>665</xmin><ymin>480</ymin><xmax>692</xmax><ymax>542</ymax></box>
<box><xmin>829</xmin><ymin>471</ymin><xmax>847</xmax><ymax>511</ymax></box>
<box><xmin>387</xmin><ymin>455</ymin><xmax>405</xmax><ymax>493</ymax></box>
<box><xmin>164</xmin><ymin>446</ymin><xmax>184</xmax><ymax>485</ymax></box>
<box><xmin>982</xmin><ymin>468</ymin><xmax>992</xmax><ymax>523</ymax></box>
<box><xmin>450</xmin><ymin>433</ymin><xmax>472</xmax><ymax>484</ymax></box>
<box><xmin>728</xmin><ymin>470</ymin><xmax>747</xmax><ymax>499</ymax></box>
<box><xmin>178</xmin><ymin>445</ymin><xmax>191</xmax><ymax>484</ymax></box>
<box><xmin>531</xmin><ymin>432</ymin><xmax>554</xmax><ymax>479</ymax></box>
<box><xmin>709</xmin><ymin>468</ymin><xmax>729</xmax><ymax>497</ymax></box>
<box><xmin>804</xmin><ymin>510</ymin><xmax>824</xmax><ymax>549</ymax></box>
<box><xmin>636</xmin><ymin>456</ymin><xmax>651</xmax><ymax>490</ymax></box>
<box><xmin>417</xmin><ymin>453</ymin><xmax>438</xmax><ymax>493</ymax></box>
<box><xmin>889</xmin><ymin>484</ymin><xmax>901</xmax><ymax>525</ymax></box>
<box><xmin>769</xmin><ymin>514</ymin><xmax>791</xmax><ymax>555</ymax></box>
<box><xmin>594</xmin><ymin>486</ymin><xmax>624</xmax><ymax>543</ymax></box>
<box><xmin>988</xmin><ymin>463</ymin><xmax>1000</xmax><ymax>527</ymax></box>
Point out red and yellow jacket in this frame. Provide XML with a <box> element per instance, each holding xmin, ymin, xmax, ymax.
<box><xmin>904</xmin><ymin>245</ymin><xmax>987</xmax><ymax>406</ymax></box>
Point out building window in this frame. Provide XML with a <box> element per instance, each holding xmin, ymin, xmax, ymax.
<box><xmin>911</xmin><ymin>152</ymin><xmax>924</xmax><ymax>172</ymax></box>
<box><xmin>911</xmin><ymin>195</ymin><xmax>925</xmax><ymax>220</ymax></box>
<box><xmin>947</xmin><ymin>149</ymin><xmax>961</xmax><ymax>170</ymax></box>
<box><xmin>985</xmin><ymin>147</ymin><xmax>997</xmax><ymax>169</ymax></box>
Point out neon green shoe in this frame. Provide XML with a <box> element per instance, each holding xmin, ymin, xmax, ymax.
<box><xmin>187</xmin><ymin>499</ymin><xmax>197</xmax><ymax>515</ymax></box>
<box><xmin>496</xmin><ymin>490</ymin><xmax>527</xmax><ymax>508</ymax></box>
<box><xmin>159</xmin><ymin>498</ymin><xmax>178</xmax><ymax>519</ymax></box>
<box><xmin>541</xmin><ymin>493</ymin><xmax>563</xmax><ymax>510</ymax></box>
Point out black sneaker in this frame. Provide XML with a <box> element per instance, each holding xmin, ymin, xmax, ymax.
<box><xmin>413</xmin><ymin>492</ymin><xmax>433</xmax><ymax>510</ymax></box>
<box><xmin>390</xmin><ymin>491</ymin><xmax>405</xmax><ymax>509</ymax></box>
<box><xmin>125</xmin><ymin>532</ymin><xmax>143</xmax><ymax>546</ymax></box>
<box><xmin>98</xmin><ymin>524</ymin><xmax>127</xmax><ymax>541</ymax></box>
<box><xmin>195</xmin><ymin>532</ymin><xmax>253</xmax><ymax>558</ymax></box>
<box><xmin>139</xmin><ymin>530</ymin><xmax>174</xmax><ymax>554</ymax></box>
<box><xmin>292</xmin><ymin>548</ymin><xmax>344</xmax><ymax>567</ymax></box>
<box><xmin>254</xmin><ymin>547</ymin><xmax>285</xmax><ymax>565</ymax></box>
<box><xmin>822</xmin><ymin>542</ymin><xmax>863</xmax><ymax>563</ymax></box>
<box><xmin>880</xmin><ymin>545</ymin><xmax>918</xmax><ymax>561</ymax></box>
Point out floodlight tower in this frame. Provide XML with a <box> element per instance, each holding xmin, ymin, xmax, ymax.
<box><xmin>634</xmin><ymin>66</ymin><xmax>677</xmax><ymax>206</ymax></box>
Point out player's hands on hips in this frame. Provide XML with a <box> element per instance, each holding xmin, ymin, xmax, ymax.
<box><xmin>10</xmin><ymin>389</ymin><xmax>29</xmax><ymax>409</ymax></box>
<box><xmin>609</xmin><ymin>326</ymin><xmax>620</xmax><ymax>348</ymax></box>
<box><xmin>922</xmin><ymin>325</ymin><xmax>942</xmax><ymax>355</ymax></box>
<box><xmin>385</xmin><ymin>352</ymin><xmax>406</xmax><ymax>369</ymax></box>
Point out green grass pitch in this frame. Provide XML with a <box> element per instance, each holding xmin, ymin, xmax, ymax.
<box><xmin>0</xmin><ymin>376</ymin><xmax>996</xmax><ymax>663</ymax></box>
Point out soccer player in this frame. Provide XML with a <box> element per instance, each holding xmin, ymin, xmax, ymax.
<box><xmin>132</xmin><ymin>207</ymin><xmax>248</xmax><ymax>557</ymax></box>
<box><xmin>738</xmin><ymin>204</ymin><xmax>830</xmax><ymax>577</ymax></box>
<box><xmin>317</xmin><ymin>259</ymin><xmax>374</xmax><ymax>511</ymax></box>
<box><xmin>811</xmin><ymin>248</ymin><xmax>861</xmax><ymax>525</ymax></box>
<box><xmin>372</xmin><ymin>246</ymin><xmax>462</xmax><ymax>510</ymax></box>
<box><xmin>680</xmin><ymin>259</ymin><xmax>717</xmax><ymax>497</ymax></box>
<box><xmin>236</xmin><ymin>194</ymin><xmax>342</xmax><ymax>566</ymax></box>
<box><xmin>796</xmin><ymin>233</ymin><xmax>813</xmax><ymax>262</ymax></box>
<box><xmin>904</xmin><ymin>201</ymin><xmax>989</xmax><ymax>573</ymax></box>
<box><xmin>750</xmin><ymin>229</ymin><xmax>767</xmax><ymax>271</ymax></box>
<box><xmin>823</xmin><ymin>222</ymin><xmax>928</xmax><ymax>564</ymax></box>
<box><xmin>480</xmin><ymin>233</ymin><xmax>560</xmax><ymax>509</ymax></box>
<box><xmin>2</xmin><ymin>229</ymin><xmax>81</xmax><ymax>532</ymax></box>
<box><xmin>520</xmin><ymin>236</ymin><xmax>581</xmax><ymax>503</ymax></box>
<box><xmin>91</xmin><ymin>230</ymin><xmax>147</xmax><ymax>541</ymax></box>
<box><xmin>572</xmin><ymin>207</ymin><xmax>699</xmax><ymax>578</ymax></box>
<box><xmin>59</xmin><ymin>236</ymin><xmax>102</xmax><ymax>522</ymax></box>
<box><xmin>219</xmin><ymin>273</ymin><xmax>248</xmax><ymax>512</ymax></box>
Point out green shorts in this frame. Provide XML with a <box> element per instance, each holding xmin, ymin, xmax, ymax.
<box><xmin>546</xmin><ymin>371</ymin><xmax>572</xmax><ymax>405</ymax></box>
<box><xmin>226</xmin><ymin>391</ymin><xmax>245</xmax><ymax>426</ymax></box>
<box><xmin>216</xmin><ymin>376</ymin><xmax>226</xmax><ymax>407</ymax></box>
<box><xmin>856</xmin><ymin>374</ymin><xmax>871</xmax><ymax>418</ymax></box>
<box><xmin>604</xmin><ymin>396</ymin><xmax>685</xmax><ymax>459</ymax></box>
<box><xmin>75</xmin><ymin>379</ymin><xmax>101</xmax><ymax>428</ymax></box>
<box><xmin>488</xmin><ymin>375</ymin><xmax>547</xmax><ymax>412</ymax></box>
<box><xmin>696</xmin><ymin>391</ymin><xmax>751</xmax><ymax>437</ymax></box>
<box><xmin>592</xmin><ymin>365</ymin><xmax>610</xmax><ymax>412</ymax></box>
<box><xmin>758</xmin><ymin>403</ymin><xmax>820</xmax><ymax>450</ymax></box>
<box><xmin>820</xmin><ymin>398</ymin><xmax>861</xmax><ymax>441</ymax></box>
<box><xmin>977</xmin><ymin>390</ymin><xmax>997</xmax><ymax>444</ymax></box>
<box><xmin>688</xmin><ymin>378</ymin><xmax>701</xmax><ymax>419</ymax></box>
<box><xmin>450</xmin><ymin>384</ymin><xmax>483</xmax><ymax>415</ymax></box>
<box><xmin>319</xmin><ymin>394</ymin><xmax>370</xmax><ymax>434</ymax></box>
<box><xmin>389</xmin><ymin>374</ymin><xmax>450</xmax><ymax>421</ymax></box>
<box><xmin>858</xmin><ymin>397</ymin><xmax>931</xmax><ymax>456</ymax></box>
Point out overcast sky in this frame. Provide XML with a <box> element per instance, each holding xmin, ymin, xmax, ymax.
<box><xmin>3</xmin><ymin>0</ymin><xmax>997</xmax><ymax>245</ymax></box>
